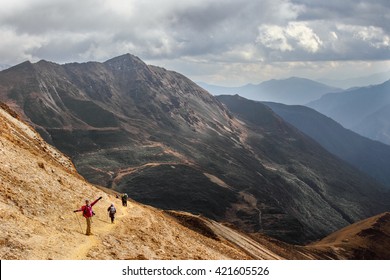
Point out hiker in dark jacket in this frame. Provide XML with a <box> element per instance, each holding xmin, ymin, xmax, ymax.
<box><xmin>74</xmin><ymin>196</ymin><xmax>102</xmax><ymax>235</ymax></box>
<box><xmin>121</xmin><ymin>193</ymin><xmax>128</xmax><ymax>207</ymax></box>
<box><xmin>107</xmin><ymin>204</ymin><xmax>117</xmax><ymax>224</ymax></box>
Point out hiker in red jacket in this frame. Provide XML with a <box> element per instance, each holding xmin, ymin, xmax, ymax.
<box><xmin>74</xmin><ymin>196</ymin><xmax>102</xmax><ymax>235</ymax></box>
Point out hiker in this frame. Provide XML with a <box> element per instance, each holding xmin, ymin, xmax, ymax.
<box><xmin>107</xmin><ymin>204</ymin><xmax>117</xmax><ymax>224</ymax></box>
<box><xmin>121</xmin><ymin>193</ymin><xmax>128</xmax><ymax>207</ymax></box>
<box><xmin>74</xmin><ymin>196</ymin><xmax>102</xmax><ymax>235</ymax></box>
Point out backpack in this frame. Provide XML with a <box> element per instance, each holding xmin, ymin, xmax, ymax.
<box><xmin>109</xmin><ymin>206</ymin><xmax>116</xmax><ymax>215</ymax></box>
<box><xmin>83</xmin><ymin>205</ymin><xmax>94</xmax><ymax>217</ymax></box>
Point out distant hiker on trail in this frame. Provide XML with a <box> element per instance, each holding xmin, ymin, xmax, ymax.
<box><xmin>107</xmin><ymin>204</ymin><xmax>117</xmax><ymax>224</ymax></box>
<box><xmin>74</xmin><ymin>196</ymin><xmax>102</xmax><ymax>235</ymax></box>
<box><xmin>121</xmin><ymin>193</ymin><xmax>128</xmax><ymax>207</ymax></box>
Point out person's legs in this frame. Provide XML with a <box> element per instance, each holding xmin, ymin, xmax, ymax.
<box><xmin>86</xmin><ymin>217</ymin><xmax>92</xmax><ymax>235</ymax></box>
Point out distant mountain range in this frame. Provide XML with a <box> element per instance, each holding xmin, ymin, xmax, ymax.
<box><xmin>264</xmin><ymin>102</ymin><xmax>390</xmax><ymax>188</ymax></box>
<box><xmin>1</xmin><ymin>54</ymin><xmax>389</xmax><ymax>244</ymax></box>
<box><xmin>199</xmin><ymin>77</ymin><xmax>341</xmax><ymax>105</ymax></box>
<box><xmin>307</xmin><ymin>80</ymin><xmax>390</xmax><ymax>145</ymax></box>
<box><xmin>318</xmin><ymin>70</ymin><xmax>390</xmax><ymax>89</ymax></box>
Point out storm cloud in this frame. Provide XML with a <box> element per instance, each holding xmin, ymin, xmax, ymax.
<box><xmin>0</xmin><ymin>0</ymin><xmax>389</xmax><ymax>85</ymax></box>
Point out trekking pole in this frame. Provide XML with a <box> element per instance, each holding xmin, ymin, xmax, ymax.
<box><xmin>74</xmin><ymin>212</ymin><xmax>83</xmax><ymax>234</ymax></box>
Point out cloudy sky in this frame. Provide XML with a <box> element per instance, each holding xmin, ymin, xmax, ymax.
<box><xmin>1</xmin><ymin>0</ymin><xmax>389</xmax><ymax>85</ymax></box>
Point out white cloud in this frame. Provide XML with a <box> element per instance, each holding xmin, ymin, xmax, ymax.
<box><xmin>286</xmin><ymin>22</ymin><xmax>322</xmax><ymax>52</ymax></box>
<box><xmin>257</xmin><ymin>22</ymin><xmax>322</xmax><ymax>53</ymax></box>
<box><xmin>0</xmin><ymin>27</ymin><xmax>44</xmax><ymax>64</ymax></box>
<box><xmin>257</xmin><ymin>25</ymin><xmax>293</xmax><ymax>52</ymax></box>
<box><xmin>353</xmin><ymin>26</ymin><xmax>390</xmax><ymax>48</ymax></box>
<box><xmin>331</xmin><ymin>24</ymin><xmax>390</xmax><ymax>56</ymax></box>
<box><xmin>0</xmin><ymin>0</ymin><xmax>389</xmax><ymax>85</ymax></box>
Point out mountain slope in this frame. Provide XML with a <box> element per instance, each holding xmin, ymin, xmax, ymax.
<box><xmin>215</xmin><ymin>95</ymin><xmax>389</xmax><ymax>236</ymax></box>
<box><xmin>0</xmin><ymin>103</ymin><xmax>277</xmax><ymax>260</ymax></box>
<box><xmin>1</xmin><ymin>55</ymin><xmax>389</xmax><ymax>245</ymax></box>
<box><xmin>353</xmin><ymin>104</ymin><xmax>390</xmax><ymax>146</ymax></box>
<box><xmin>264</xmin><ymin>102</ymin><xmax>390</xmax><ymax>188</ymax></box>
<box><xmin>199</xmin><ymin>77</ymin><xmax>340</xmax><ymax>105</ymax></box>
<box><xmin>2</xmin><ymin>104</ymin><xmax>389</xmax><ymax>260</ymax></box>
<box><xmin>307</xmin><ymin>80</ymin><xmax>390</xmax><ymax>145</ymax></box>
<box><xmin>310</xmin><ymin>212</ymin><xmax>390</xmax><ymax>259</ymax></box>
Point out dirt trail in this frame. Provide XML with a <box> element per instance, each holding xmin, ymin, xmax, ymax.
<box><xmin>205</xmin><ymin>220</ymin><xmax>284</xmax><ymax>260</ymax></box>
<box><xmin>69</xmin><ymin>201</ymin><xmax>130</xmax><ymax>259</ymax></box>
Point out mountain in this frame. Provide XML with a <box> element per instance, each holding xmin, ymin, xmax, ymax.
<box><xmin>264</xmin><ymin>102</ymin><xmax>390</xmax><ymax>188</ymax></box>
<box><xmin>0</xmin><ymin>102</ymin><xmax>274</xmax><ymax>260</ymax></box>
<box><xmin>215</xmin><ymin>95</ymin><xmax>389</xmax><ymax>233</ymax></box>
<box><xmin>352</xmin><ymin>104</ymin><xmax>390</xmax><ymax>146</ymax></box>
<box><xmin>310</xmin><ymin>212</ymin><xmax>390</xmax><ymax>259</ymax></box>
<box><xmin>199</xmin><ymin>77</ymin><xmax>341</xmax><ymax>105</ymax></box>
<box><xmin>318</xmin><ymin>70</ymin><xmax>390</xmax><ymax>89</ymax></box>
<box><xmin>307</xmin><ymin>80</ymin><xmax>390</xmax><ymax>145</ymax></box>
<box><xmin>0</xmin><ymin>55</ymin><xmax>389</xmax><ymax>245</ymax></box>
<box><xmin>1</xmin><ymin>103</ymin><xmax>388</xmax><ymax>260</ymax></box>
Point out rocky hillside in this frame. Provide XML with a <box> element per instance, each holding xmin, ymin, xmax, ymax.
<box><xmin>310</xmin><ymin>212</ymin><xmax>390</xmax><ymax>259</ymax></box>
<box><xmin>1</xmin><ymin>104</ymin><xmax>388</xmax><ymax>260</ymax></box>
<box><xmin>0</xmin><ymin>55</ymin><xmax>389</xmax><ymax>245</ymax></box>
<box><xmin>0</xmin><ymin>103</ymin><xmax>278</xmax><ymax>260</ymax></box>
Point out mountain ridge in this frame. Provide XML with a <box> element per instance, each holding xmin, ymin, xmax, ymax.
<box><xmin>199</xmin><ymin>77</ymin><xmax>341</xmax><ymax>105</ymax></box>
<box><xmin>318</xmin><ymin>70</ymin><xmax>390</xmax><ymax>89</ymax></box>
<box><xmin>264</xmin><ymin>101</ymin><xmax>390</xmax><ymax>188</ymax></box>
<box><xmin>307</xmin><ymin>80</ymin><xmax>390</xmax><ymax>145</ymax></box>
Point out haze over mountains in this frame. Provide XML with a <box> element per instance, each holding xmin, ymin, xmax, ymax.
<box><xmin>202</xmin><ymin>74</ymin><xmax>390</xmax><ymax>150</ymax></box>
<box><xmin>0</xmin><ymin>54</ymin><xmax>389</xmax><ymax>246</ymax></box>
<box><xmin>308</xmin><ymin>80</ymin><xmax>390</xmax><ymax>145</ymax></box>
<box><xmin>264</xmin><ymin>102</ymin><xmax>390</xmax><ymax>188</ymax></box>
<box><xmin>318</xmin><ymin>71</ymin><xmax>390</xmax><ymax>89</ymax></box>
<box><xmin>199</xmin><ymin>77</ymin><xmax>341</xmax><ymax>105</ymax></box>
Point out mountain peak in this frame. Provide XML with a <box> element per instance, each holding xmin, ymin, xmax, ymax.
<box><xmin>6</xmin><ymin>60</ymin><xmax>34</xmax><ymax>72</ymax></box>
<box><xmin>34</xmin><ymin>60</ymin><xmax>63</xmax><ymax>72</ymax></box>
<box><xmin>104</xmin><ymin>53</ymin><xmax>145</xmax><ymax>68</ymax></box>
